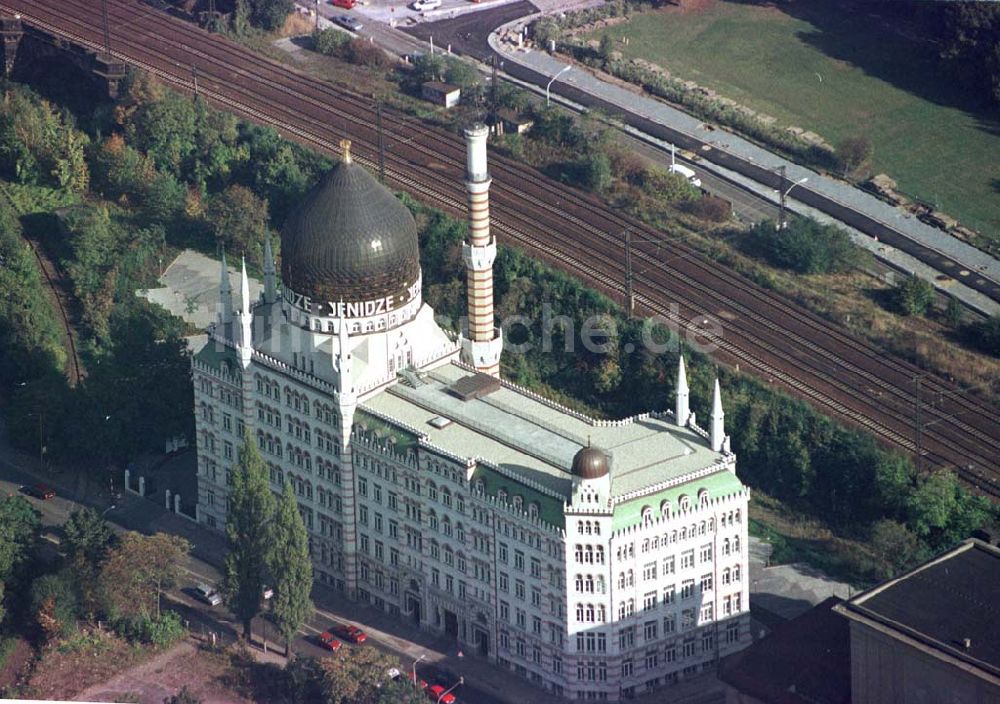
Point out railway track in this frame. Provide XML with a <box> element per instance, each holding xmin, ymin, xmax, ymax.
<box><xmin>0</xmin><ymin>183</ymin><xmax>84</xmax><ymax>386</ymax></box>
<box><xmin>9</xmin><ymin>0</ymin><xmax>1000</xmax><ymax>498</ymax></box>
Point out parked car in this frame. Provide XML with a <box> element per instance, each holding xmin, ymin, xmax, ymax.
<box><xmin>386</xmin><ymin>667</ymin><xmax>402</xmax><ymax>681</ymax></box>
<box><xmin>333</xmin><ymin>14</ymin><xmax>362</xmax><ymax>31</ymax></box>
<box><xmin>330</xmin><ymin>0</ymin><xmax>356</xmax><ymax>7</ymax></box>
<box><xmin>427</xmin><ymin>684</ymin><xmax>457</xmax><ymax>704</ymax></box>
<box><xmin>409</xmin><ymin>672</ymin><xmax>428</xmax><ymax>690</ymax></box>
<box><xmin>410</xmin><ymin>0</ymin><xmax>442</xmax><ymax>10</ymax></box>
<box><xmin>22</xmin><ymin>483</ymin><xmax>56</xmax><ymax>500</ymax></box>
<box><xmin>318</xmin><ymin>630</ymin><xmax>343</xmax><ymax>652</ymax></box>
<box><xmin>338</xmin><ymin>624</ymin><xmax>367</xmax><ymax>643</ymax></box>
<box><xmin>195</xmin><ymin>583</ymin><xmax>223</xmax><ymax>606</ymax></box>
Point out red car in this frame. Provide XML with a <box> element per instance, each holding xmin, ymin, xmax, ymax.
<box><xmin>427</xmin><ymin>684</ymin><xmax>456</xmax><ymax>704</ymax></box>
<box><xmin>317</xmin><ymin>631</ymin><xmax>343</xmax><ymax>652</ymax></box>
<box><xmin>410</xmin><ymin>672</ymin><xmax>428</xmax><ymax>690</ymax></box>
<box><xmin>330</xmin><ymin>0</ymin><xmax>355</xmax><ymax>8</ymax></box>
<box><xmin>23</xmin><ymin>484</ymin><xmax>55</xmax><ymax>500</ymax></box>
<box><xmin>338</xmin><ymin>624</ymin><xmax>367</xmax><ymax>644</ymax></box>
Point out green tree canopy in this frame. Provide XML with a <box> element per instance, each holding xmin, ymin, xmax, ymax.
<box><xmin>205</xmin><ymin>184</ymin><xmax>271</xmax><ymax>267</ymax></box>
<box><xmin>0</xmin><ymin>493</ymin><xmax>41</xmax><ymax>622</ymax></box>
<box><xmin>63</xmin><ymin>507</ymin><xmax>115</xmax><ymax>567</ymax></box>
<box><xmin>225</xmin><ymin>428</ymin><xmax>277</xmax><ymax>640</ymax></box>
<box><xmin>270</xmin><ymin>479</ymin><xmax>314</xmax><ymax>656</ymax></box>
<box><xmin>99</xmin><ymin>531</ymin><xmax>190</xmax><ymax>620</ymax></box>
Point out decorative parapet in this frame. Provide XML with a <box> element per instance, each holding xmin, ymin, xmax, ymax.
<box><xmin>610</xmin><ymin>488</ymin><xmax>750</xmax><ymax>539</ymax></box>
<box><xmin>484</xmin><ymin>493</ymin><xmax>564</xmax><ymax>536</ymax></box>
<box><xmin>352</xmin><ymin>432</ymin><xmax>418</xmax><ymax>468</ymax></box>
<box><xmin>413</xmin><ymin>340</ymin><xmax>461</xmax><ymax>370</ymax></box>
<box><xmin>612</xmin><ymin>457</ymin><xmax>737</xmax><ymax>505</ymax></box>
<box><xmin>250</xmin><ymin>348</ymin><xmax>338</xmax><ymax>395</ymax></box>
<box><xmin>476</xmin><ymin>457</ymin><xmax>566</xmax><ymax>501</ymax></box>
<box><xmin>192</xmin><ymin>356</ymin><xmax>240</xmax><ymax>385</ymax></box>
<box><xmin>564</xmin><ymin>503</ymin><xmax>614</xmax><ymax>517</ymax></box>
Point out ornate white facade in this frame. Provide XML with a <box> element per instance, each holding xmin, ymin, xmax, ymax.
<box><xmin>192</xmin><ymin>131</ymin><xmax>750</xmax><ymax>701</ymax></box>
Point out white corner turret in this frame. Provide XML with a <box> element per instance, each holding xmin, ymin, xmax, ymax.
<box><xmin>218</xmin><ymin>250</ymin><xmax>232</xmax><ymax>327</ymax></box>
<box><xmin>710</xmin><ymin>377</ymin><xmax>725</xmax><ymax>452</ymax></box>
<box><xmin>236</xmin><ymin>257</ymin><xmax>253</xmax><ymax>368</ymax></box>
<box><xmin>263</xmin><ymin>234</ymin><xmax>277</xmax><ymax>304</ymax></box>
<box><xmin>676</xmin><ymin>355</ymin><xmax>689</xmax><ymax>427</ymax></box>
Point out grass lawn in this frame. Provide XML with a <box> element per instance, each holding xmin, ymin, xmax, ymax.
<box><xmin>589</xmin><ymin>0</ymin><xmax>1000</xmax><ymax>242</ymax></box>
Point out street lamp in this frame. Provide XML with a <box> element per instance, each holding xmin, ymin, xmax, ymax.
<box><xmin>437</xmin><ymin>676</ymin><xmax>464</xmax><ymax>704</ymax></box>
<box><xmin>546</xmin><ymin>65</ymin><xmax>571</xmax><ymax>107</ymax></box>
<box><xmin>774</xmin><ymin>165</ymin><xmax>808</xmax><ymax>229</ymax></box>
<box><xmin>101</xmin><ymin>504</ymin><xmax>117</xmax><ymax>518</ymax></box>
<box><xmin>412</xmin><ymin>653</ymin><xmax>426</xmax><ymax>686</ymax></box>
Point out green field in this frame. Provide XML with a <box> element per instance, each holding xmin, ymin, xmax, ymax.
<box><xmin>590</xmin><ymin>1</ymin><xmax>1000</xmax><ymax>242</ymax></box>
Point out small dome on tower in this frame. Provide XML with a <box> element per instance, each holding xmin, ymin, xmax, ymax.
<box><xmin>572</xmin><ymin>445</ymin><xmax>609</xmax><ymax>480</ymax></box>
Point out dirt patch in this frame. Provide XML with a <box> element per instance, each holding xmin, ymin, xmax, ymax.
<box><xmin>73</xmin><ymin>640</ymin><xmax>254</xmax><ymax>704</ymax></box>
<box><xmin>666</xmin><ymin>0</ymin><xmax>718</xmax><ymax>15</ymax></box>
<box><xmin>0</xmin><ymin>637</ymin><xmax>35</xmax><ymax>693</ymax></box>
<box><xmin>20</xmin><ymin>628</ymin><xmax>144</xmax><ymax>701</ymax></box>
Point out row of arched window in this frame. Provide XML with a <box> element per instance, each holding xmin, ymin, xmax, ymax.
<box><xmin>575</xmin><ymin>603</ymin><xmax>607</xmax><ymax>623</ymax></box>
<box><xmin>574</xmin><ymin>544</ymin><xmax>606</xmax><ymax>564</ymax></box>
<box><xmin>575</xmin><ymin>574</ymin><xmax>607</xmax><ymax>593</ymax></box>
<box><xmin>576</xmin><ymin>520</ymin><xmax>602</xmax><ymax>535</ymax></box>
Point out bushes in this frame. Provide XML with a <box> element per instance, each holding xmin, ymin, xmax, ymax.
<box><xmin>312</xmin><ymin>28</ymin><xmax>349</xmax><ymax>56</ymax></box>
<box><xmin>743</xmin><ymin>217</ymin><xmax>867</xmax><ymax>274</ymax></box>
<box><xmin>893</xmin><ymin>274</ymin><xmax>935</xmax><ymax>316</ymax></box>
<box><xmin>112</xmin><ymin>612</ymin><xmax>185</xmax><ymax>648</ymax></box>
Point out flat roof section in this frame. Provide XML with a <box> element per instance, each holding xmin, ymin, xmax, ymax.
<box><xmin>362</xmin><ymin>362</ymin><xmax>725</xmax><ymax>501</ymax></box>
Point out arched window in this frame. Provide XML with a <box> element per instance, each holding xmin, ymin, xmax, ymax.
<box><xmin>498</xmin><ymin>489</ymin><xmax>508</xmax><ymax>503</ymax></box>
<box><xmin>722</xmin><ymin>538</ymin><xmax>731</xmax><ymax>556</ymax></box>
<box><xmin>442</xmin><ymin>517</ymin><xmax>453</xmax><ymax>537</ymax></box>
<box><xmin>722</xmin><ymin>568</ymin><xmax>731</xmax><ymax>585</ymax></box>
<box><xmin>512</xmin><ymin>495</ymin><xmax>523</xmax><ymax>512</ymax></box>
<box><xmin>678</xmin><ymin>494</ymin><xmax>691</xmax><ymax>511</ymax></box>
<box><xmin>427</xmin><ymin>482</ymin><xmax>438</xmax><ymax>501</ymax></box>
<box><xmin>660</xmin><ymin>500</ymin><xmax>671</xmax><ymax>518</ymax></box>
<box><xmin>474</xmin><ymin>479</ymin><xmax>485</xmax><ymax>495</ymax></box>
<box><xmin>597</xmin><ymin>605</ymin><xmax>606</xmax><ymax>622</ymax></box>
<box><xmin>575</xmin><ymin>575</ymin><xmax>584</xmax><ymax>592</ymax></box>
<box><xmin>576</xmin><ymin>604</ymin><xmax>585</xmax><ymax>622</ymax></box>
<box><xmin>734</xmin><ymin>536</ymin><xmax>741</xmax><ymax>553</ymax></box>
<box><xmin>642</xmin><ymin>506</ymin><xmax>653</xmax><ymax>526</ymax></box>
<box><xmin>528</xmin><ymin>502</ymin><xmax>539</xmax><ymax>520</ymax></box>
<box><xmin>442</xmin><ymin>488</ymin><xmax>452</xmax><ymax>508</ymax></box>
<box><xmin>698</xmin><ymin>489</ymin><xmax>709</xmax><ymax>507</ymax></box>
<box><xmin>734</xmin><ymin>565</ymin><xmax>742</xmax><ymax>581</ymax></box>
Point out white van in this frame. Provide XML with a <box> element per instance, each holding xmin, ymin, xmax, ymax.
<box><xmin>668</xmin><ymin>163</ymin><xmax>702</xmax><ymax>189</ymax></box>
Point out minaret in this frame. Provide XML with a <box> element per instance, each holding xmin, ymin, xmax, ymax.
<box><xmin>218</xmin><ymin>250</ymin><xmax>232</xmax><ymax>327</ymax></box>
<box><xmin>263</xmin><ymin>234</ymin><xmax>277</xmax><ymax>304</ymax></box>
<box><xmin>676</xmin><ymin>355</ymin><xmax>689</xmax><ymax>427</ymax></box>
<box><xmin>710</xmin><ymin>378</ymin><xmax>725</xmax><ymax>452</ymax></box>
<box><xmin>235</xmin><ymin>257</ymin><xmax>253</xmax><ymax>368</ymax></box>
<box><xmin>460</xmin><ymin>123</ymin><xmax>503</xmax><ymax>377</ymax></box>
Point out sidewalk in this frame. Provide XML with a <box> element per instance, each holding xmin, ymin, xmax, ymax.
<box><xmin>487</xmin><ymin>23</ymin><xmax>1000</xmax><ymax>315</ymax></box>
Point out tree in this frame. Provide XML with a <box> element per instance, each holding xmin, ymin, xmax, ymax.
<box><xmin>270</xmin><ymin>480</ymin><xmax>314</xmax><ymax>657</ymax></box>
<box><xmin>63</xmin><ymin>507</ymin><xmax>114</xmax><ymax>567</ymax></box>
<box><xmin>204</xmin><ymin>184</ymin><xmax>271</xmax><ymax>266</ymax></box>
<box><xmin>835</xmin><ymin>136</ymin><xmax>873</xmax><ymax>179</ymax></box>
<box><xmin>249</xmin><ymin>0</ymin><xmax>293</xmax><ymax>31</ymax></box>
<box><xmin>225</xmin><ymin>428</ymin><xmax>277</xmax><ymax>641</ymax></box>
<box><xmin>0</xmin><ymin>493</ymin><xmax>41</xmax><ymax>623</ymax></box>
<box><xmin>313</xmin><ymin>28</ymin><xmax>350</xmax><ymax>56</ymax></box>
<box><xmin>579</xmin><ymin>149</ymin><xmax>612</xmax><ymax>193</ymax></box>
<box><xmin>598</xmin><ymin>33</ymin><xmax>615</xmax><ymax>61</ymax></box>
<box><xmin>894</xmin><ymin>274</ymin><xmax>935</xmax><ymax>316</ymax></box>
<box><xmin>412</xmin><ymin>53</ymin><xmax>446</xmax><ymax>85</ymax></box>
<box><xmin>745</xmin><ymin>217</ymin><xmax>866</xmax><ymax>274</ymax></box>
<box><xmin>99</xmin><ymin>532</ymin><xmax>190</xmax><ymax>620</ymax></box>
<box><xmin>30</xmin><ymin>571</ymin><xmax>79</xmax><ymax>642</ymax></box>
<box><xmin>317</xmin><ymin>647</ymin><xmax>413</xmax><ymax>704</ymax></box>
<box><xmin>869</xmin><ymin>519</ymin><xmax>923</xmax><ymax>579</ymax></box>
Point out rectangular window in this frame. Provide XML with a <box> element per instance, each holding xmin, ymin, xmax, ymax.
<box><xmin>532</xmin><ymin>616</ymin><xmax>542</xmax><ymax>635</ymax></box>
<box><xmin>662</xmin><ymin>556</ymin><xmax>675</xmax><ymax>575</ymax></box>
<box><xmin>224</xmin><ymin>442</ymin><xmax>233</xmax><ymax>460</ymax></box>
<box><xmin>702</xmin><ymin>632</ymin><xmax>714</xmax><ymax>652</ymax></box>
<box><xmin>663</xmin><ymin>614</ymin><xmax>676</xmax><ymax>634</ymax></box>
<box><xmin>374</xmin><ymin>513</ymin><xmax>383</xmax><ymax>533</ymax></box>
<box><xmin>499</xmin><ymin>543</ymin><xmax>508</xmax><ymax>563</ymax></box>
<box><xmin>514</xmin><ymin>550</ymin><xmax>525</xmax><ymax>571</ymax></box>
<box><xmin>500</xmin><ymin>601</ymin><xmax>510</xmax><ymax>621</ymax></box>
<box><xmin>619</xmin><ymin>627</ymin><xmax>635</xmax><ymax>650</ymax></box>
<box><xmin>665</xmin><ymin>646</ymin><xmax>676</xmax><ymax>663</ymax></box>
<box><xmin>358</xmin><ymin>477</ymin><xmax>368</xmax><ymax>497</ymax></box>
<box><xmin>499</xmin><ymin>573</ymin><xmax>509</xmax><ymax>592</ymax></box>
<box><xmin>643</xmin><ymin>591</ymin><xmax>657</xmax><ymax>610</ymax></box>
<box><xmin>359</xmin><ymin>505</ymin><xmax>368</xmax><ymax>525</ymax></box>
<box><xmin>663</xmin><ymin>584</ymin><xmax>675</xmax><ymax>605</ymax></box>
<box><xmin>531</xmin><ymin>588</ymin><xmax>541</xmax><ymax>608</ymax></box>
<box><xmin>643</xmin><ymin>562</ymin><xmax>656</xmax><ymax>581</ymax></box>
<box><xmin>360</xmin><ymin>534</ymin><xmax>369</xmax><ymax>554</ymax></box>
<box><xmin>622</xmin><ymin>659</ymin><xmax>634</xmax><ymax>678</ymax></box>
<box><xmin>516</xmin><ymin>609</ymin><xmax>526</xmax><ymax>629</ymax></box>
<box><xmin>681</xmin><ymin>550</ymin><xmax>694</xmax><ymax>570</ymax></box>
<box><xmin>681</xmin><ymin>609</ymin><xmax>695</xmax><ymax>631</ymax></box>
<box><xmin>531</xmin><ymin>558</ymin><xmax>541</xmax><ymax>579</ymax></box>
<box><xmin>389</xmin><ymin>520</ymin><xmax>398</xmax><ymax>539</ymax></box>
<box><xmin>700</xmin><ymin>574</ymin><xmax>713</xmax><ymax>593</ymax></box>
<box><xmin>700</xmin><ymin>543</ymin><xmax>712</xmax><ymax>562</ymax></box>
<box><xmin>726</xmin><ymin>622</ymin><xmax>740</xmax><ymax>644</ymax></box>
<box><xmin>643</xmin><ymin>620</ymin><xmax>657</xmax><ymax>641</ymax></box>
<box><xmin>700</xmin><ymin>603</ymin><xmax>714</xmax><ymax>624</ymax></box>
<box><xmin>683</xmin><ymin>639</ymin><xmax>696</xmax><ymax>658</ymax></box>
<box><xmin>515</xmin><ymin>580</ymin><xmax>525</xmax><ymax>601</ymax></box>
<box><xmin>645</xmin><ymin>650</ymin><xmax>658</xmax><ymax>670</ymax></box>
<box><xmin>681</xmin><ymin>580</ymin><xmax>695</xmax><ymax>600</ymax></box>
